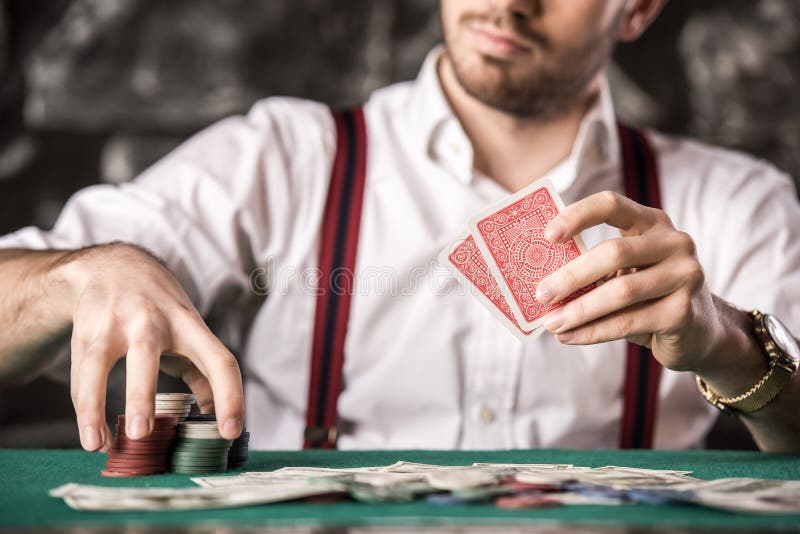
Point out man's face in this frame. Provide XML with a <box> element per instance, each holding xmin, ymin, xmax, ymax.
<box><xmin>441</xmin><ymin>0</ymin><xmax>627</xmax><ymax>118</ymax></box>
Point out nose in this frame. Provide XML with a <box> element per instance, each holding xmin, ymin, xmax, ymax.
<box><xmin>486</xmin><ymin>0</ymin><xmax>540</xmax><ymax>17</ymax></box>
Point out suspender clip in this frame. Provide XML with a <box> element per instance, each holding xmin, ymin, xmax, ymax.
<box><xmin>304</xmin><ymin>425</ymin><xmax>339</xmax><ymax>447</ymax></box>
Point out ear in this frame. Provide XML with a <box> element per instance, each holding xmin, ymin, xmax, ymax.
<box><xmin>616</xmin><ymin>0</ymin><xmax>668</xmax><ymax>42</ymax></box>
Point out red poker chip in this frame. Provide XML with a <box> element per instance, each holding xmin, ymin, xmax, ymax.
<box><xmin>114</xmin><ymin>433</ymin><xmax>175</xmax><ymax>443</ymax></box>
<box><xmin>106</xmin><ymin>461</ymin><xmax>169</xmax><ymax>470</ymax></box>
<box><xmin>103</xmin><ymin>469</ymin><xmax>167</xmax><ymax>476</ymax></box>
<box><xmin>116</xmin><ymin>427</ymin><xmax>178</xmax><ymax>438</ymax></box>
<box><xmin>107</xmin><ymin>454</ymin><xmax>170</xmax><ymax>460</ymax></box>
<box><xmin>110</xmin><ymin>443</ymin><xmax>171</xmax><ymax>451</ymax></box>
<box><xmin>103</xmin><ymin>462</ymin><xmax>168</xmax><ymax>470</ymax></box>
<box><xmin>113</xmin><ymin>438</ymin><xmax>176</xmax><ymax>444</ymax></box>
<box><xmin>494</xmin><ymin>495</ymin><xmax>562</xmax><ymax>509</ymax></box>
<box><xmin>106</xmin><ymin>459</ymin><xmax>168</xmax><ymax>466</ymax></box>
<box><xmin>101</xmin><ymin>469</ymin><xmax>165</xmax><ymax>477</ymax></box>
<box><xmin>105</xmin><ymin>465</ymin><xmax>169</xmax><ymax>472</ymax></box>
<box><xmin>108</xmin><ymin>450</ymin><xmax>171</xmax><ymax>457</ymax></box>
<box><xmin>107</xmin><ymin>450</ymin><xmax>170</xmax><ymax>458</ymax></box>
<box><xmin>113</xmin><ymin>437</ymin><xmax>176</xmax><ymax>445</ymax></box>
<box><xmin>106</xmin><ymin>450</ymin><xmax>167</xmax><ymax>457</ymax></box>
<box><xmin>110</xmin><ymin>438</ymin><xmax>174</xmax><ymax>446</ymax></box>
<box><xmin>106</xmin><ymin>460</ymin><xmax>169</xmax><ymax>467</ymax></box>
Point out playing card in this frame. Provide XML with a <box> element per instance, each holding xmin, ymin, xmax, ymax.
<box><xmin>468</xmin><ymin>178</ymin><xmax>592</xmax><ymax>330</ymax></box>
<box><xmin>439</xmin><ymin>235</ymin><xmax>543</xmax><ymax>340</ymax></box>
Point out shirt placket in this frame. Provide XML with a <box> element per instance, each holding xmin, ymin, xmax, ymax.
<box><xmin>461</xmin><ymin>311</ymin><xmax>523</xmax><ymax>449</ymax></box>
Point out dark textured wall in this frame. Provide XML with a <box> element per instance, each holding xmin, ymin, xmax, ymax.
<box><xmin>2</xmin><ymin>0</ymin><xmax>798</xmax><ymax>448</ymax></box>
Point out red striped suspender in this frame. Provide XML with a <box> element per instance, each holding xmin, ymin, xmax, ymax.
<box><xmin>304</xmin><ymin>108</ymin><xmax>367</xmax><ymax>449</ymax></box>
<box><xmin>303</xmin><ymin>111</ymin><xmax>662</xmax><ymax>450</ymax></box>
<box><xmin>617</xmin><ymin>122</ymin><xmax>664</xmax><ymax>449</ymax></box>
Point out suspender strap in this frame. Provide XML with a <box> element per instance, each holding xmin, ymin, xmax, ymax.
<box><xmin>304</xmin><ymin>107</ymin><xmax>368</xmax><ymax>449</ymax></box>
<box><xmin>303</xmin><ymin>113</ymin><xmax>660</xmax><ymax>450</ymax></box>
<box><xmin>616</xmin><ymin>122</ymin><xmax>664</xmax><ymax>449</ymax></box>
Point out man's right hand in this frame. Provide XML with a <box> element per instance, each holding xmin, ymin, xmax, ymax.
<box><xmin>52</xmin><ymin>243</ymin><xmax>244</xmax><ymax>451</ymax></box>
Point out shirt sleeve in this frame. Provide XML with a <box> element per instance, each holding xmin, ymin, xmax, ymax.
<box><xmin>0</xmin><ymin>97</ymin><xmax>336</xmax><ymax>382</ymax></box>
<box><xmin>0</xmin><ymin>96</ymin><xmax>335</xmax><ymax>316</ymax></box>
<box><xmin>703</xmin><ymin>160</ymin><xmax>800</xmax><ymax>335</ymax></box>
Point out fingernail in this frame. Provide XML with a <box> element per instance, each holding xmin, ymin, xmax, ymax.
<box><xmin>99</xmin><ymin>429</ymin><xmax>111</xmax><ymax>453</ymax></box>
<box><xmin>128</xmin><ymin>415</ymin><xmax>150</xmax><ymax>439</ymax></box>
<box><xmin>536</xmin><ymin>283</ymin><xmax>554</xmax><ymax>304</ymax></box>
<box><xmin>557</xmin><ymin>331</ymin><xmax>575</xmax><ymax>343</ymax></box>
<box><xmin>81</xmin><ymin>425</ymin><xmax>101</xmax><ymax>450</ymax></box>
<box><xmin>544</xmin><ymin>312</ymin><xmax>565</xmax><ymax>333</ymax></box>
<box><xmin>223</xmin><ymin>418</ymin><xmax>242</xmax><ymax>438</ymax></box>
<box><xmin>545</xmin><ymin>220</ymin><xmax>565</xmax><ymax>242</ymax></box>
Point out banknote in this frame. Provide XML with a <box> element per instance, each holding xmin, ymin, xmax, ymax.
<box><xmin>49</xmin><ymin>481</ymin><xmax>343</xmax><ymax>511</ymax></box>
<box><xmin>629</xmin><ymin>477</ymin><xmax>800</xmax><ymax>514</ymax></box>
<box><xmin>50</xmin><ymin>461</ymin><xmax>800</xmax><ymax>515</ymax></box>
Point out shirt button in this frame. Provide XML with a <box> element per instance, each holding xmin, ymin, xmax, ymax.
<box><xmin>479</xmin><ymin>406</ymin><xmax>496</xmax><ymax>424</ymax></box>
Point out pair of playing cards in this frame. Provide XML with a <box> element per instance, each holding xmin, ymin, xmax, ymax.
<box><xmin>440</xmin><ymin>178</ymin><xmax>592</xmax><ymax>340</ymax></box>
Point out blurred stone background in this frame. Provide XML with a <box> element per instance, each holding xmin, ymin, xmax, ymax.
<box><xmin>2</xmin><ymin>0</ymin><xmax>799</xmax><ymax>449</ymax></box>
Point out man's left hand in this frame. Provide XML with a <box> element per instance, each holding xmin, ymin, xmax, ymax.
<box><xmin>536</xmin><ymin>190</ymin><xmax>725</xmax><ymax>372</ymax></box>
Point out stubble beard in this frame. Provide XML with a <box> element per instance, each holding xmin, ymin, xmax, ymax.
<box><xmin>444</xmin><ymin>15</ymin><xmax>620</xmax><ymax>120</ymax></box>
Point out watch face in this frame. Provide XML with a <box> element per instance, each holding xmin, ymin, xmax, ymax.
<box><xmin>764</xmin><ymin>314</ymin><xmax>800</xmax><ymax>363</ymax></box>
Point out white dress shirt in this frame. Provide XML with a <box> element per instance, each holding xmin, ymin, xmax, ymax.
<box><xmin>2</xmin><ymin>48</ymin><xmax>799</xmax><ymax>450</ymax></box>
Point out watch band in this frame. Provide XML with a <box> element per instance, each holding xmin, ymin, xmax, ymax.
<box><xmin>696</xmin><ymin>310</ymin><xmax>797</xmax><ymax>415</ymax></box>
<box><xmin>695</xmin><ymin>365</ymin><xmax>791</xmax><ymax>415</ymax></box>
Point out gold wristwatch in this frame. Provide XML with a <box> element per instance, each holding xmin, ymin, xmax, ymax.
<box><xmin>696</xmin><ymin>310</ymin><xmax>799</xmax><ymax>415</ymax></box>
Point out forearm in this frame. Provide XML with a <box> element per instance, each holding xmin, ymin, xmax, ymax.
<box><xmin>0</xmin><ymin>248</ymin><xmax>80</xmax><ymax>384</ymax></box>
<box><xmin>694</xmin><ymin>295</ymin><xmax>800</xmax><ymax>453</ymax></box>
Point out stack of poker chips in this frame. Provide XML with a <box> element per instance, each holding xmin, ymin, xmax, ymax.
<box><xmin>184</xmin><ymin>415</ymin><xmax>250</xmax><ymax>470</ymax></box>
<box><xmin>154</xmin><ymin>392</ymin><xmax>196</xmax><ymax>418</ymax></box>
<box><xmin>227</xmin><ymin>426</ymin><xmax>250</xmax><ymax>470</ymax></box>
<box><xmin>170</xmin><ymin>421</ymin><xmax>233</xmax><ymax>474</ymax></box>
<box><xmin>101</xmin><ymin>414</ymin><xmax>178</xmax><ymax>477</ymax></box>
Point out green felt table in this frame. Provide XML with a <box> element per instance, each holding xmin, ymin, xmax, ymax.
<box><xmin>1</xmin><ymin>448</ymin><xmax>799</xmax><ymax>532</ymax></box>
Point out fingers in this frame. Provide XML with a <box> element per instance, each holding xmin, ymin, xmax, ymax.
<box><xmin>554</xmin><ymin>299</ymin><xmax>665</xmax><ymax>346</ymax></box>
<box><xmin>159</xmin><ymin>354</ymin><xmax>215</xmax><ymax>414</ymax></box>
<box><xmin>124</xmin><ymin>339</ymin><xmax>162</xmax><ymax>439</ymax></box>
<box><xmin>174</xmin><ymin>317</ymin><xmax>244</xmax><ymax>440</ymax></box>
<box><xmin>181</xmin><ymin>366</ymin><xmax>215</xmax><ymax>414</ymax></box>
<box><xmin>71</xmin><ymin>336</ymin><xmax>121</xmax><ymax>452</ymax></box>
<box><xmin>543</xmin><ymin>260</ymin><xmax>687</xmax><ymax>335</ymax></box>
<box><xmin>196</xmin><ymin>338</ymin><xmax>244</xmax><ymax>439</ymax></box>
<box><xmin>546</xmin><ymin>190</ymin><xmax>671</xmax><ymax>243</ymax></box>
<box><xmin>536</xmin><ymin>232</ymin><xmax>679</xmax><ymax>305</ymax></box>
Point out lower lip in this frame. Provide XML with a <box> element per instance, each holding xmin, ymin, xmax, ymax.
<box><xmin>469</xmin><ymin>27</ymin><xmax>531</xmax><ymax>58</ymax></box>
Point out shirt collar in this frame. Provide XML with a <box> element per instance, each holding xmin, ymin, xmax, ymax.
<box><xmin>405</xmin><ymin>46</ymin><xmax>463</xmax><ymax>166</ymax></box>
<box><xmin>405</xmin><ymin>46</ymin><xmax>621</xmax><ymax>191</ymax></box>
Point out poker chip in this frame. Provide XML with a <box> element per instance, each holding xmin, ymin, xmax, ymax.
<box><xmin>183</xmin><ymin>414</ymin><xmax>217</xmax><ymax>422</ymax></box>
<box><xmin>101</xmin><ymin>414</ymin><xmax>178</xmax><ymax>477</ymax></box>
<box><xmin>154</xmin><ymin>392</ymin><xmax>197</xmax><ymax>419</ymax></box>
<box><xmin>182</xmin><ymin>415</ymin><xmax>249</xmax><ymax>470</ymax></box>
<box><xmin>97</xmin><ymin>394</ymin><xmax>252</xmax><ymax>478</ymax></box>
<box><xmin>228</xmin><ymin>430</ymin><xmax>250</xmax><ymax>470</ymax></box>
<box><xmin>494</xmin><ymin>494</ymin><xmax>562</xmax><ymax>509</ymax></box>
<box><xmin>171</xmin><ymin>421</ymin><xmax>233</xmax><ymax>475</ymax></box>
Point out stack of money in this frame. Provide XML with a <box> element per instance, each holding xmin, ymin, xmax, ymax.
<box><xmin>55</xmin><ymin>461</ymin><xmax>800</xmax><ymax>513</ymax></box>
<box><xmin>101</xmin><ymin>415</ymin><xmax>178</xmax><ymax>477</ymax></box>
<box><xmin>171</xmin><ymin>421</ymin><xmax>233</xmax><ymax>475</ymax></box>
<box><xmin>154</xmin><ymin>393</ymin><xmax>196</xmax><ymax>418</ymax></box>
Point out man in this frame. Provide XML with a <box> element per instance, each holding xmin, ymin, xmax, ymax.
<box><xmin>0</xmin><ymin>0</ymin><xmax>798</xmax><ymax>452</ymax></box>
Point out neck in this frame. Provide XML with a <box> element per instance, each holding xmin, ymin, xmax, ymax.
<box><xmin>438</xmin><ymin>54</ymin><xmax>600</xmax><ymax>193</ymax></box>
